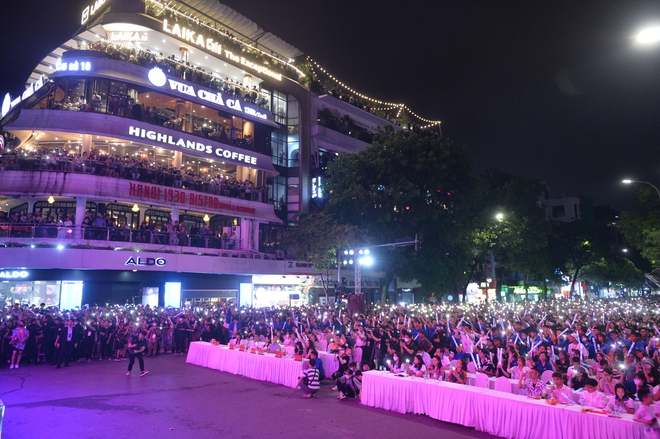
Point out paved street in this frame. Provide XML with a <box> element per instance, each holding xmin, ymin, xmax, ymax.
<box><xmin>0</xmin><ymin>355</ymin><xmax>497</xmax><ymax>439</ymax></box>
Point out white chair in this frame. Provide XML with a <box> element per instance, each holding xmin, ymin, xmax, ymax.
<box><xmin>541</xmin><ymin>370</ymin><xmax>555</xmax><ymax>384</ymax></box>
<box><xmin>474</xmin><ymin>373</ymin><xmax>490</xmax><ymax>389</ymax></box>
<box><xmin>494</xmin><ymin>376</ymin><xmax>513</xmax><ymax>393</ymax></box>
<box><xmin>467</xmin><ymin>362</ymin><xmax>477</xmax><ymax>373</ymax></box>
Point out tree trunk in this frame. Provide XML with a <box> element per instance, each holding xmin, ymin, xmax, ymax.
<box><xmin>569</xmin><ymin>266</ymin><xmax>583</xmax><ymax>298</ymax></box>
<box><xmin>462</xmin><ymin>261</ymin><xmax>479</xmax><ymax>303</ymax></box>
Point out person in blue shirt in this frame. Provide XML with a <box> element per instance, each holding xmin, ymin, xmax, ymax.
<box><xmin>535</xmin><ymin>351</ymin><xmax>554</xmax><ymax>374</ymax></box>
<box><xmin>626</xmin><ymin>332</ymin><xmax>646</xmax><ymax>353</ymax></box>
<box><xmin>309</xmin><ymin>350</ymin><xmax>325</xmax><ymax>380</ymax></box>
<box><xmin>453</xmin><ymin>344</ymin><xmax>468</xmax><ymax>361</ymax></box>
<box><xmin>228</xmin><ymin>317</ymin><xmax>241</xmax><ymax>337</ymax></box>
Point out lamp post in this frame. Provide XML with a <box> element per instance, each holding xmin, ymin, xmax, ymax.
<box><xmin>622</xmin><ymin>179</ymin><xmax>660</xmax><ymax>202</ymax></box>
<box><xmin>635</xmin><ymin>26</ymin><xmax>660</xmax><ymax>45</ymax></box>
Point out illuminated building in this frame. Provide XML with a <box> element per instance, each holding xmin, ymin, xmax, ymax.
<box><xmin>0</xmin><ymin>0</ymin><xmax>441</xmax><ymax>306</ymax></box>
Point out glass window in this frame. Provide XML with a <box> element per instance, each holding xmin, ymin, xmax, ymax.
<box><xmin>90</xmin><ymin>79</ymin><xmax>109</xmax><ymax>112</ymax></box>
<box><xmin>271</xmin><ymin>130</ymin><xmax>287</xmax><ymax>167</ymax></box>
<box><xmin>106</xmin><ymin>203</ymin><xmax>140</xmax><ymax>229</ymax></box>
<box><xmin>64</xmin><ymin>78</ymin><xmax>86</xmax><ymax>110</ymax></box>
<box><xmin>272</xmin><ymin>90</ymin><xmax>287</xmax><ymax>125</ymax></box>
<box><xmin>267</xmin><ymin>176</ymin><xmax>287</xmax><ymax>210</ymax></box>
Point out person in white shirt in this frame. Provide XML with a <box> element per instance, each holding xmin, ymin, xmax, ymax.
<box><xmin>548</xmin><ymin>372</ymin><xmax>573</xmax><ymax>403</ymax></box>
<box><xmin>598</xmin><ymin>367</ymin><xmax>616</xmax><ymax>396</ymax></box>
<box><xmin>567</xmin><ymin>334</ymin><xmax>589</xmax><ymax>360</ymax></box>
<box><xmin>606</xmin><ymin>383</ymin><xmax>635</xmax><ymax>414</ymax></box>
<box><xmin>566</xmin><ymin>356</ymin><xmax>583</xmax><ymax>380</ymax></box>
<box><xmin>579</xmin><ymin>378</ymin><xmax>608</xmax><ymax>409</ymax></box>
<box><xmin>633</xmin><ymin>387</ymin><xmax>660</xmax><ymax>436</ymax></box>
<box><xmin>407</xmin><ymin>355</ymin><xmax>427</xmax><ymax>377</ymax></box>
<box><xmin>509</xmin><ymin>355</ymin><xmax>529</xmax><ymax>380</ymax></box>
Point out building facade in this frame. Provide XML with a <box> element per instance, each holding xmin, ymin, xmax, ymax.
<box><xmin>0</xmin><ymin>0</ymin><xmax>440</xmax><ymax>307</ymax></box>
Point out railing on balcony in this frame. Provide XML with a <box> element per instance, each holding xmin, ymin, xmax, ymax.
<box><xmin>0</xmin><ymin>224</ymin><xmax>270</xmax><ymax>258</ymax></box>
<box><xmin>2</xmin><ymin>157</ymin><xmax>268</xmax><ymax>204</ymax></box>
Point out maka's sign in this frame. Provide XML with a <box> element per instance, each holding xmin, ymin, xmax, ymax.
<box><xmin>125</xmin><ymin>257</ymin><xmax>166</xmax><ymax>267</ymax></box>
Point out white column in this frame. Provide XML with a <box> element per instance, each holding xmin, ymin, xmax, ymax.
<box><xmin>171</xmin><ymin>207</ymin><xmax>179</xmax><ymax>223</ymax></box>
<box><xmin>75</xmin><ymin>197</ymin><xmax>86</xmax><ymax>239</ymax></box>
<box><xmin>239</xmin><ymin>219</ymin><xmax>252</xmax><ymax>250</ymax></box>
<box><xmin>173</xmin><ymin>151</ymin><xmax>182</xmax><ymax>168</ymax></box>
<box><xmin>252</xmin><ymin>220</ymin><xmax>261</xmax><ymax>252</ymax></box>
<box><xmin>81</xmin><ymin>134</ymin><xmax>92</xmax><ymax>155</ymax></box>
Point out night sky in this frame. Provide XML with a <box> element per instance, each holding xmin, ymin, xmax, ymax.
<box><xmin>2</xmin><ymin>0</ymin><xmax>660</xmax><ymax>210</ymax></box>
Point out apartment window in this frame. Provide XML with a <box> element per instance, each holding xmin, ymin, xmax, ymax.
<box><xmin>552</xmin><ymin>205</ymin><xmax>565</xmax><ymax>218</ymax></box>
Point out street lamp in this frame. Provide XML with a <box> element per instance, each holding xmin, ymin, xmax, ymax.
<box><xmin>495</xmin><ymin>212</ymin><xmax>504</xmax><ymax>221</ymax></box>
<box><xmin>635</xmin><ymin>26</ymin><xmax>660</xmax><ymax>45</ymax></box>
<box><xmin>622</xmin><ymin>179</ymin><xmax>660</xmax><ymax>201</ymax></box>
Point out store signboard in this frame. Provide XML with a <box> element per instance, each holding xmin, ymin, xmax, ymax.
<box><xmin>311</xmin><ymin>177</ymin><xmax>323</xmax><ymax>199</ymax></box>
<box><xmin>125</xmin><ymin>256</ymin><xmax>166</xmax><ymax>267</ymax></box>
<box><xmin>161</xmin><ymin>19</ymin><xmax>282</xmax><ymax>81</ymax></box>
<box><xmin>147</xmin><ymin>68</ymin><xmax>269</xmax><ymax>120</ymax></box>
<box><xmin>0</xmin><ymin>270</ymin><xmax>29</xmax><ymax>279</ymax></box>
<box><xmin>81</xmin><ymin>0</ymin><xmax>107</xmax><ymax>25</ymax></box>
<box><xmin>127</xmin><ymin>182</ymin><xmax>256</xmax><ymax>215</ymax></box>
<box><xmin>1</xmin><ymin>75</ymin><xmax>46</xmax><ymax>118</ymax></box>
<box><xmin>128</xmin><ymin>125</ymin><xmax>260</xmax><ymax>166</ymax></box>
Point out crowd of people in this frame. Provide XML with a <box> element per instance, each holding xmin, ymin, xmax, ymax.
<box><xmin>3</xmin><ymin>296</ymin><xmax>660</xmax><ymax>424</ymax></box>
<box><xmin>0</xmin><ymin>209</ymin><xmax>244</xmax><ymax>249</ymax></box>
<box><xmin>1</xmin><ymin>147</ymin><xmax>268</xmax><ymax>203</ymax></box>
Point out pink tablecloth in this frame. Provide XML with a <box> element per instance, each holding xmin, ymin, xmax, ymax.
<box><xmin>474</xmin><ymin>389</ymin><xmax>566</xmax><ymax>439</ymax></box>
<box><xmin>361</xmin><ymin>371</ymin><xmax>489</xmax><ymax>426</ymax></box>
<box><xmin>361</xmin><ymin>370</ymin><xmax>647</xmax><ymax>439</ymax></box>
<box><xmin>562</xmin><ymin>405</ymin><xmax>646</xmax><ymax>439</ymax></box>
<box><xmin>186</xmin><ymin>342</ymin><xmax>304</xmax><ymax>388</ymax></box>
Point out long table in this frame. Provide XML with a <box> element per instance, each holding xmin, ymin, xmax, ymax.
<box><xmin>186</xmin><ymin>342</ymin><xmax>304</xmax><ymax>388</ymax></box>
<box><xmin>361</xmin><ymin>371</ymin><xmax>646</xmax><ymax>439</ymax></box>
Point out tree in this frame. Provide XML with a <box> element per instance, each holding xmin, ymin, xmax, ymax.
<box><xmin>621</xmin><ymin>186</ymin><xmax>660</xmax><ymax>269</ymax></box>
<box><xmin>549</xmin><ymin>220</ymin><xmax>604</xmax><ymax>296</ymax></box>
<box><xmin>325</xmin><ymin>127</ymin><xmax>474</xmax><ymax>298</ymax></box>
<box><xmin>466</xmin><ymin>170</ymin><xmax>551</xmax><ymax>300</ymax></box>
<box><xmin>581</xmin><ymin>255</ymin><xmax>644</xmax><ymax>292</ymax></box>
<box><xmin>282</xmin><ymin>210</ymin><xmax>361</xmax><ymax>302</ymax></box>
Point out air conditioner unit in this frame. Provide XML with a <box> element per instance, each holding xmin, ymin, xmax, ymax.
<box><xmin>275</xmin><ymin>250</ymin><xmax>285</xmax><ymax>259</ymax></box>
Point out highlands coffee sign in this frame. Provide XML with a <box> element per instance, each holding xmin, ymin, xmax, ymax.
<box><xmin>128</xmin><ymin>126</ymin><xmax>259</xmax><ymax>166</ymax></box>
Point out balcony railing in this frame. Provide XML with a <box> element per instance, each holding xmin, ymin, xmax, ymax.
<box><xmin>3</xmin><ymin>156</ymin><xmax>268</xmax><ymax>204</ymax></box>
<box><xmin>0</xmin><ymin>224</ymin><xmax>273</xmax><ymax>259</ymax></box>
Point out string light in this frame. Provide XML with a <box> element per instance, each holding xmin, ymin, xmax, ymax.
<box><xmin>308</xmin><ymin>56</ymin><xmax>442</xmax><ymax>128</ymax></box>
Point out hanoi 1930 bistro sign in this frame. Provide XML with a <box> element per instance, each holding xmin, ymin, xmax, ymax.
<box><xmin>127</xmin><ymin>182</ymin><xmax>256</xmax><ymax>215</ymax></box>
